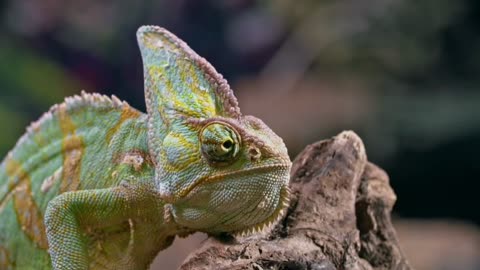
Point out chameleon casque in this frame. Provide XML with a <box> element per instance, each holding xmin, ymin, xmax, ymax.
<box><xmin>0</xmin><ymin>26</ymin><xmax>291</xmax><ymax>269</ymax></box>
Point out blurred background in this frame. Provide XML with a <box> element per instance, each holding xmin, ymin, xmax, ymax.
<box><xmin>0</xmin><ymin>0</ymin><xmax>479</xmax><ymax>269</ymax></box>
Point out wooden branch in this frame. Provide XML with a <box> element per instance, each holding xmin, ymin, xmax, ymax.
<box><xmin>179</xmin><ymin>131</ymin><xmax>412</xmax><ymax>270</ymax></box>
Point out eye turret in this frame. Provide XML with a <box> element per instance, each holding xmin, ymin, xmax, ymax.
<box><xmin>200</xmin><ymin>122</ymin><xmax>240</xmax><ymax>166</ymax></box>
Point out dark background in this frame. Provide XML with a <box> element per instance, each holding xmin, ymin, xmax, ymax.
<box><xmin>0</xmin><ymin>0</ymin><xmax>479</xmax><ymax>269</ymax></box>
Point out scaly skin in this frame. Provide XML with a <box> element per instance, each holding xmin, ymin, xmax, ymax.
<box><xmin>0</xmin><ymin>26</ymin><xmax>291</xmax><ymax>270</ymax></box>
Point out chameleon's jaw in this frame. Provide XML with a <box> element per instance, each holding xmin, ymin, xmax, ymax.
<box><xmin>233</xmin><ymin>183</ymin><xmax>291</xmax><ymax>236</ymax></box>
<box><xmin>169</xmin><ymin>163</ymin><xmax>291</xmax><ymax>234</ymax></box>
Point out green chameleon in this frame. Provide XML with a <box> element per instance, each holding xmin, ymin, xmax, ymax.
<box><xmin>0</xmin><ymin>26</ymin><xmax>291</xmax><ymax>269</ymax></box>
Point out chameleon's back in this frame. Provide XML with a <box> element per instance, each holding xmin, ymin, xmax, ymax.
<box><xmin>0</xmin><ymin>92</ymin><xmax>150</xmax><ymax>269</ymax></box>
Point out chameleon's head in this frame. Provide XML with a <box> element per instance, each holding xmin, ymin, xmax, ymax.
<box><xmin>169</xmin><ymin>116</ymin><xmax>291</xmax><ymax>234</ymax></box>
<box><xmin>137</xmin><ymin>26</ymin><xmax>291</xmax><ymax>234</ymax></box>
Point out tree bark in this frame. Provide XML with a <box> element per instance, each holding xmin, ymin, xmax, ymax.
<box><xmin>179</xmin><ymin>131</ymin><xmax>412</xmax><ymax>270</ymax></box>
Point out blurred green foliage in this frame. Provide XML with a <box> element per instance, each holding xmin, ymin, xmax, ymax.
<box><xmin>0</xmin><ymin>41</ymin><xmax>83</xmax><ymax>154</ymax></box>
<box><xmin>0</xmin><ymin>42</ymin><xmax>83</xmax><ymax>103</ymax></box>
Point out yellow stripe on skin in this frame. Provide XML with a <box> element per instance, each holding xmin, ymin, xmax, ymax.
<box><xmin>161</xmin><ymin>132</ymin><xmax>199</xmax><ymax>173</ymax></box>
<box><xmin>5</xmin><ymin>159</ymin><xmax>48</xmax><ymax>249</ymax></box>
<box><xmin>106</xmin><ymin>105</ymin><xmax>142</xmax><ymax>144</ymax></box>
<box><xmin>58</xmin><ymin>105</ymin><xmax>84</xmax><ymax>193</ymax></box>
<box><xmin>182</xmin><ymin>66</ymin><xmax>216</xmax><ymax>115</ymax></box>
<box><xmin>148</xmin><ymin>65</ymin><xmax>216</xmax><ymax>119</ymax></box>
<box><xmin>148</xmin><ymin>67</ymin><xmax>189</xmax><ymax>116</ymax></box>
<box><xmin>0</xmin><ymin>246</ymin><xmax>12</xmax><ymax>269</ymax></box>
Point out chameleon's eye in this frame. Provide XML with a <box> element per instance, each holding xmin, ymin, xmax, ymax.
<box><xmin>200</xmin><ymin>122</ymin><xmax>240</xmax><ymax>165</ymax></box>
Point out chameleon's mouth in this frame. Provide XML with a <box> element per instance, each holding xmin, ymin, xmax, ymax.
<box><xmin>177</xmin><ymin>163</ymin><xmax>291</xmax><ymax>200</ymax></box>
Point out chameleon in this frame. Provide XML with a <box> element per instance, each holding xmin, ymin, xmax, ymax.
<box><xmin>0</xmin><ymin>25</ymin><xmax>291</xmax><ymax>269</ymax></box>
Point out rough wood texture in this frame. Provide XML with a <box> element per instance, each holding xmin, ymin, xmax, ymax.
<box><xmin>179</xmin><ymin>131</ymin><xmax>412</xmax><ymax>270</ymax></box>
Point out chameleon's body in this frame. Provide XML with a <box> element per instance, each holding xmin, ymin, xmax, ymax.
<box><xmin>0</xmin><ymin>26</ymin><xmax>291</xmax><ymax>269</ymax></box>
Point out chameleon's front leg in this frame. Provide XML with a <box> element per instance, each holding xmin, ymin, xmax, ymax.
<box><xmin>44</xmin><ymin>184</ymin><xmax>172</xmax><ymax>270</ymax></box>
<box><xmin>45</xmin><ymin>186</ymin><xmax>134</xmax><ymax>269</ymax></box>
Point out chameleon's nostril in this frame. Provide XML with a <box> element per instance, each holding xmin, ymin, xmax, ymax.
<box><xmin>248</xmin><ymin>147</ymin><xmax>261</xmax><ymax>161</ymax></box>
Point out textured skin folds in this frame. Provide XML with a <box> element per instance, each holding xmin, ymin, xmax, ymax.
<box><xmin>0</xmin><ymin>26</ymin><xmax>291</xmax><ymax>269</ymax></box>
